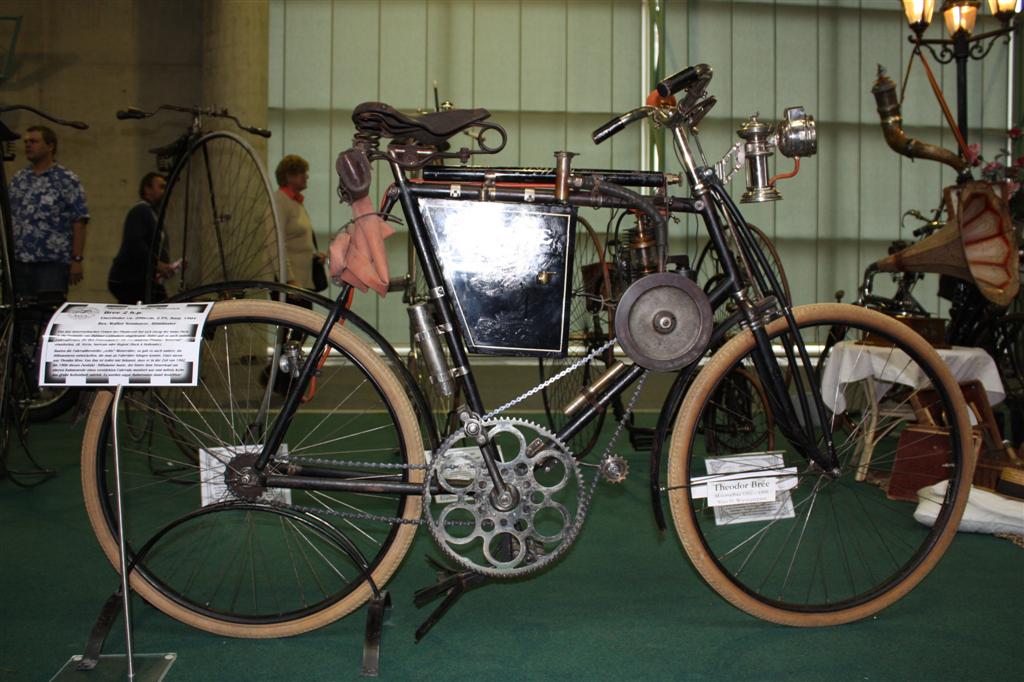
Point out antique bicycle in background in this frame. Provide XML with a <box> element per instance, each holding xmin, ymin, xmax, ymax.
<box><xmin>80</xmin><ymin>64</ymin><xmax>975</xmax><ymax>641</ymax></box>
<box><xmin>115</xmin><ymin>103</ymin><xmax>286</xmax><ymax>299</ymax></box>
<box><xmin>0</xmin><ymin>104</ymin><xmax>89</xmax><ymax>485</ymax></box>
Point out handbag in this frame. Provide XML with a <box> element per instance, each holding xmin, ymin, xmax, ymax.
<box><xmin>311</xmin><ymin>232</ymin><xmax>329</xmax><ymax>292</ymax></box>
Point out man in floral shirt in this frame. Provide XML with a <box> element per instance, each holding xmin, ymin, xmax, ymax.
<box><xmin>9</xmin><ymin>125</ymin><xmax>89</xmax><ymax>296</ymax></box>
<box><xmin>9</xmin><ymin>125</ymin><xmax>89</xmax><ymax>391</ymax></box>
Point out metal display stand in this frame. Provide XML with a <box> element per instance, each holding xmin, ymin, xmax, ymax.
<box><xmin>65</xmin><ymin>386</ymin><xmax>176</xmax><ymax>681</ymax></box>
<box><xmin>43</xmin><ymin>302</ymin><xmax>393</xmax><ymax>678</ymax></box>
<box><xmin>37</xmin><ymin>302</ymin><xmax>217</xmax><ymax>681</ymax></box>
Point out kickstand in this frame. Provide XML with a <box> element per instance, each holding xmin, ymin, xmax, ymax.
<box><xmin>76</xmin><ymin>586</ymin><xmax>124</xmax><ymax>670</ymax></box>
<box><xmin>413</xmin><ymin>556</ymin><xmax>489</xmax><ymax>641</ymax></box>
<box><xmin>361</xmin><ymin>590</ymin><xmax>391</xmax><ymax>678</ymax></box>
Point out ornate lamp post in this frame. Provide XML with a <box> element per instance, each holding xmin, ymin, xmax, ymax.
<box><xmin>902</xmin><ymin>0</ymin><xmax>1021</xmax><ymax>146</ymax></box>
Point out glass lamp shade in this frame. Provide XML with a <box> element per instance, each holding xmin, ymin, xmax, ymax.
<box><xmin>942</xmin><ymin>0</ymin><xmax>980</xmax><ymax>35</ymax></box>
<box><xmin>986</xmin><ymin>0</ymin><xmax>1021</xmax><ymax>22</ymax></box>
<box><xmin>903</xmin><ymin>0</ymin><xmax>936</xmax><ymax>31</ymax></box>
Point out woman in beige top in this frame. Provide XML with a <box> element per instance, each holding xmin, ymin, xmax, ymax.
<box><xmin>273</xmin><ymin>154</ymin><xmax>325</xmax><ymax>296</ymax></box>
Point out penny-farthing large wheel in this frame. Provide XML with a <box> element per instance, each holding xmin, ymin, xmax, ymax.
<box><xmin>152</xmin><ymin>131</ymin><xmax>285</xmax><ymax>298</ymax></box>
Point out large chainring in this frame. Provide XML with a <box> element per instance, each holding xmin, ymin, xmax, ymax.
<box><xmin>422</xmin><ymin>418</ymin><xmax>586</xmax><ymax>578</ymax></box>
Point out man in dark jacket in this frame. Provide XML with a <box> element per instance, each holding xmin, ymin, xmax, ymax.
<box><xmin>108</xmin><ymin>172</ymin><xmax>175</xmax><ymax>303</ymax></box>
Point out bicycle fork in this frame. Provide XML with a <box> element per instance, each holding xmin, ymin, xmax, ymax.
<box><xmin>747</xmin><ymin>313</ymin><xmax>840</xmax><ymax>475</ymax></box>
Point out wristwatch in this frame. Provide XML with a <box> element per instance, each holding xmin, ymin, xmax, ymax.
<box><xmin>71</xmin><ymin>255</ymin><xmax>84</xmax><ymax>262</ymax></box>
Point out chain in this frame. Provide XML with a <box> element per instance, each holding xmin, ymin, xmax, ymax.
<box><xmin>284</xmin><ymin>455</ymin><xmax>427</xmax><ymax>470</ymax></box>
<box><xmin>481</xmin><ymin>337</ymin><xmax>616</xmax><ymax>421</ymax></box>
<box><xmin>596</xmin><ymin>368</ymin><xmax>649</xmax><ymax>467</ymax></box>
<box><xmin>512</xmin><ymin>368</ymin><xmax>649</xmax><ymax>576</ymax></box>
<box><xmin>262</xmin><ymin>336</ymin><xmax>630</xmax><ymax>535</ymax></box>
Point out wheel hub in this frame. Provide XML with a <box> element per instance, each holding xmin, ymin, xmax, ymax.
<box><xmin>224</xmin><ymin>452</ymin><xmax>267</xmax><ymax>500</ymax></box>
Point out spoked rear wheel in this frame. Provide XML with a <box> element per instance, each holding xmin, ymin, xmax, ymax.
<box><xmin>80</xmin><ymin>300</ymin><xmax>423</xmax><ymax>637</ymax></box>
<box><xmin>668</xmin><ymin>303</ymin><xmax>973</xmax><ymax>625</ymax></box>
<box><xmin>153</xmin><ymin>131</ymin><xmax>284</xmax><ymax>299</ymax></box>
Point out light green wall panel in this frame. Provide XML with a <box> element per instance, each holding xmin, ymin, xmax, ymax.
<box><xmin>270</xmin><ymin>0</ymin><xmax>1015</xmax><ymax>344</ymax></box>
<box><xmin>520</xmin><ymin>112</ymin><xmax>568</xmax><ymax>166</ymax></box>
<box><xmin>282</xmin><ymin>1</ymin><xmax>333</xmax><ymax>111</ymax></box>
<box><xmin>520</xmin><ymin>2</ymin><xmax>568</xmax><ymax>112</ymax></box>
<box><xmin>427</xmin><ymin>1</ymin><xmax>475</xmax><ymax>108</ymax></box>
<box><xmin>567</xmin><ymin>1</ymin><xmax>614</xmax><ymax>113</ymax></box>
<box><xmin>332</xmin><ymin>0</ymin><xmax>381</xmax><ymax>106</ymax></box>
<box><xmin>612</xmin><ymin>0</ymin><xmax>642</xmax><ymax>113</ymax></box>
<box><xmin>380</xmin><ymin>1</ymin><xmax>429</xmax><ymax>109</ymax></box>
<box><xmin>473</xmin><ymin>3</ymin><xmax>521</xmax><ymax>110</ymax></box>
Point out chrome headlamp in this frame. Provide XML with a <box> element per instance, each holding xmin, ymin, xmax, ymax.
<box><xmin>776</xmin><ymin>106</ymin><xmax>817</xmax><ymax>159</ymax></box>
<box><xmin>736</xmin><ymin>106</ymin><xmax>817</xmax><ymax>203</ymax></box>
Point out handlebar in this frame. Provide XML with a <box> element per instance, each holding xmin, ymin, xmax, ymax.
<box><xmin>592</xmin><ymin>63</ymin><xmax>714</xmax><ymax>145</ymax></box>
<box><xmin>656</xmin><ymin>63</ymin><xmax>712</xmax><ymax>98</ymax></box>
<box><xmin>0</xmin><ymin>104</ymin><xmax>89</xmax><ymax>130</ymax></box>
<box><xmin>592</xmin><ymin>106</ymin><xmax>653</xmax><ymax>145</ymax></box>
<box><xmin>115</xmin><ymin>104</ymin><xmax>271</xmax><ymax>138</ymax></box>
<box><xmin>115</xmin><ymin>107</ymin><xmax>147</xmax><ymax>120</ymax></box>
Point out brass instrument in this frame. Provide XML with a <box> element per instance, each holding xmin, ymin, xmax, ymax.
<box><xmin>871</xmin><ymin>66</ymin><xmax>968</xmax><ymax>174</ymax></box>
<box><xmin>873</xmin><ymin>181</ymin><xmax>1020</xmax><ymax>308</ymax></box>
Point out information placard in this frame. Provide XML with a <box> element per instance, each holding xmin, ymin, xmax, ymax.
<box><xmin>693</xmin><ymin>452</ymin><xmax>797</xmax><ymax>526</ymax></box>
<box><xmin>39</xmin><ymin>302</ymin><xmax>213</xmax><ymax>387</ymax></box>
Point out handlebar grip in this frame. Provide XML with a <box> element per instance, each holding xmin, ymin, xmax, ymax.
<box><xmin>656</xmin><ymin>63</ymin><xmax>712</xmax><ymax>97</ymax></box>
<box><xmin>592</xmin><ymin>107</ymin><xmax>650</xmax><ymax>145</ymax></box>
<box><xmin>246</xmin><ymin>126</ymin><xmax>272</xmax><ymax>139</ymax></box>
<box><xmin>116</xmin><ymin>107</ymin><xmax>147</xmax><ymax>120</ymax></box>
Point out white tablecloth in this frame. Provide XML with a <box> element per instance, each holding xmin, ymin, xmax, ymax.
<box><xmin>820</xmin><ymin>342</ymin><xmax>1005</xmax><ymax>414</ymax></box>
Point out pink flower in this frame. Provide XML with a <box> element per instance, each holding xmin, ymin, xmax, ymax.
<box><xmin>984</xmin><ymin>161</ymin><xmax>1001</xmax><ymax>174</ymax></box>
<box><xmin>1006</xmin><ymin>181</ymin><xmax>1020</xmax><ymax>197</ymax></box>
<box><xmin>966</xmin><ymin>143</ymin><xmax>982</xmax><ymax>166</ymax></box>
<box><xmin>1008</xmin><ymin>127</ymin><xmax>1023</xmax><ymax>140</ymax></box>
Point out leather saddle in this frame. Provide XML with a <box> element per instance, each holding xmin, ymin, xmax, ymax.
<box><xmin>352</xmin><ymin>102</ymin><xmax>490</xmax><ymax>147</ymax></box>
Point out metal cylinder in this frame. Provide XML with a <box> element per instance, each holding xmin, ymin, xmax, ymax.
<box><xmin>736</xmin><ymin>116</ymin><xmax>780</xmax><ymax>203</ymax></box>
<box><xmin>408</xmin><ymin>303</ymin><xmax>455</xmax><ymax>397</ymax></box>
<box><xmin>627</xmin><ymin>218</ymin><xmax>658</xmax><ymax>278</ymax></box>
<box><xmin>563</xmin><ymin>361</ymin><xmax>628</xmax><ymax>416</ymax></box>
<box><xmin>554</xmin><ymin>150</ymin><xmax>577</xmax><ymax>203</ymax></box>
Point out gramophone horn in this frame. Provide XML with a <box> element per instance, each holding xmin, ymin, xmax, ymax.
<box><xmin>874</xmin><ymin>181</ymin><xmax>1019</xmax><ymax>307</ymax></box>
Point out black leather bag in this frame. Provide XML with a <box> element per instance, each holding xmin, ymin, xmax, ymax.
<box><xmin>311</xmin><ymin>233</ymin><xmax>328</xmax><ymax>292</ymax></box>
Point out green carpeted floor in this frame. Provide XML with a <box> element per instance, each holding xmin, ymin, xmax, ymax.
<box><xmin>1</xmin><ymin>409</ymin><xmax>1021</xmax><ymax>681</ymax></box>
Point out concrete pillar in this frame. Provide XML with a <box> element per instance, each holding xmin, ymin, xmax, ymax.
<box><xmin>201</xmin><ymin>0</ymin><xmax>269</xmax><ymax>162</ymax></box>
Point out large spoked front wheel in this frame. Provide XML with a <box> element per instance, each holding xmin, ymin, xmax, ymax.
<box><xmin>81</xmin><ymin>300</ymin><xmax>423</xmax><ymax>637</ymax></box>
<box><xmin>153</xmin><ymin>132</ymin><xmax>285</xmax><ymax>298</ymax></box>
<box><xmin>668</xmin><ymin>303</ymin><xmax>973</xmax><ymax>626</ymax></box>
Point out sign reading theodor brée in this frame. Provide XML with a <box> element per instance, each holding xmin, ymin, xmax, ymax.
<box><xmin>39</xmin><ymin>302</ymin><xmax>213</xmax><ymax>387</ymax></box>
<box><xmin>691</xmin><ymin>452</ymin><xmax>798</xmax><ymax>526</ymax></box>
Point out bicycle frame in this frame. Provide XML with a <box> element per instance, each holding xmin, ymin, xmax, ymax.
<box><xmin>251</xmin><ymin>100</ymin><xmax>840</xmax><ymax>509</ymax></box>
